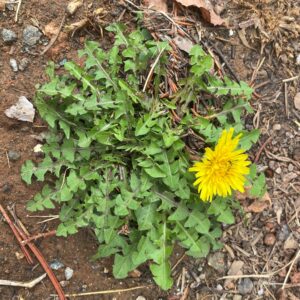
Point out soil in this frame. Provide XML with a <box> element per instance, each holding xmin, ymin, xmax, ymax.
<box><xmin>0</xmin><ymin>0</ymin><xmax>299</xmax><ymax>300</ymax></box>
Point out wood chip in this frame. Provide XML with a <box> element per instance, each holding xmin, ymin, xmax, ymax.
<box><xmin>294</xmin><ymin>92</ymin><xmax>300</xmax><ymax>110</ymax></box>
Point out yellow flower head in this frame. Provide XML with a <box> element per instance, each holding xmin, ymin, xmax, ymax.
<box><xmin>189</xmin><ymin>128</ymin><xmax>251</xmax><ymax>202</ymax></box>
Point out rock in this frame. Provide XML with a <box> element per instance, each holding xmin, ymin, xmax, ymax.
<box><xmin>23</xmin><ymin>25</ymin><xmax>42</xmax><ymax>46</ymax></box>
<box><xmin>9</xmin><ymin>58</ymin><xmax>18</xmax><ymax>72</ymax></box>
<box><xmin>8</xmin><ymin>150</ymin><xmax>20</xmax><ymax>161</ymax></box>
<box><xmin>59</xmin><ymin>281</ymin><xmax>69</xmax><ymax>287</ymax></box>
<box><xmin>294</xmin><ymin>93</ymin><xmax>300</xmax><ymax>110</ymax></box>
<box><xmin>208</xmin><ymin>252</ymin><xmax>225</xmax><ymax>273</ymax></box>
<box><xmin>65</xmin><ymin>267</ymin><xmax>74</xmax><ymax>280</ymax></box>
<box><xmin>238</xmin><ymin>278</ymin><xmax>254</xmax><ymax>295</ymax></box>
<box><xmin>264</xmin><ymin>233</ymin><xmax>276</xmax><ymax>246</ymax></box>
<box><xmin>136</xmin><ymin>297</ymin><xmax>146</xmax><ymax>300</ymax></box>
<box><xmin>173</xmin><ymin>36</ymin><xmax>194</xmax><ymax>54</ymax></box>
<box><xmin>59</xmin><ymin>58</ymin><xmax>67</xmax><ymax>66</ymax></box>
<box><xmin>233</xmin><ymin>295</ymin><xmax>243</xmax><ymax>300</ymax></box>
<box><xmin>81</xmin><ymin>284</ymin><xmax>87</xmax><ymax>291</ymax></box>
<box><xmin>50</xmin><ymin>259</ymin><xmax>64</xmax><ymax>270</ymax></box>
<box><xmin>283</xmin><ymin>236</ymin><xmax>298</xmax><ymax>250</ymax></box>
<box><xmin>19</xmin><ymin>57</ymin><xmax>29</xmax><ymax>71</ymax></box>
<box><xmin>2</xmin><ymin>28</ymin><xmax>17</xmax><ymax>43</ymax></box>
<box><xmin>296</xmin><ymin>54</ymin><xmax>300</xmax><ymax>65</ymax></box>
<box><xmin>288</xmin><ymin>164</ymin><xmax>294</xmax><ymax>172</ymax></box>
<box><xmin>5</xmin><ymin>96</ymin><xmax>35</xmax><ymax>122</ymax></box>
<box><xmin>277</xmin><ymin>224</ymin><xmax>290</xmax><ymax>241</ymax></box>
<box><xmin>1</xmin><ymin>183</ymin><xmax>12</xmax><ymax>193</ymax></box>
<box><xmin>5</xmin><ymin>0</ymin><xmax>15</xmax><ymax>10</ymax></box>
<box><xmin>128</xmin><ymin>269</ymin><xmax>142</xmax><ymax>278</ymax></box>
<box><xmin>272</xmin><ymin>124</ymin><xmax>281</xmax><ymax>131</ymax></box>
<box><xmin>293</xmin><ymin>147</ymin><xmax>300</xmax><ymax>161</ymax></box>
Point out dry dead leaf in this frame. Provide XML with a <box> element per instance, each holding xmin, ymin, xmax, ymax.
<box><xmin>246</xmin><ymin>192</ymin><xmax>272</xmax><ymax>213</ymax></box>
<box><xmin>65</xmin><ymin>19</ymin><xmax>88</xmax><ymax>33</ymax></box>
<box><xmin>44</xmin><ymin>21</ymin><xmax>60</xmax><ymax>38</ymax></box>
<box><xmin>67</xmin><ymin>0</ymin><xmax>83</xmax><ymax>15</ymax></box>
<box><xmin>237</xmin><ymin>29</ymin><xmax>255</xmax><ymax>50</ymax></box>
<box><xmin>294</xmin><ymin>92</ymin><xmax>300</xmax><ymax>110</ymax></box>
<box><xmin>235</xmin><ymin>186</ymin><xmax>253</xmax><ymax>201</ymax></box>
<box><xmin>144</xmin><ymin>0</ymin><xmax>168</xmax><ymax>12</ymax></box>
<box><xmin>175</xmin><ymin>0</ymin><xmax>224</xmax><ymax>26</ymax></box>
<box><xmin>5</xmin><ymin>96</ymin><xmax>35</xmax><ymax>123</ymax></box>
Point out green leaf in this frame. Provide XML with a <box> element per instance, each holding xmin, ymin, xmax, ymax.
<box><xmin>149</xmin><ymin>222</ymin><xmax>173</xmax><ymax>290</ymax></box>
<box><xmin>21</xmin><ymin>160</ymin><xmax>35</xmax><ymax>184</ymax></box>
<box><xmin>135</xmin><ymin>204</ymin><xmax>157</xmax><ymax>230</ymax></box>
<box><xmin>61</xmin><ymin>139</ymin><xmax>75</xmax><ymax>162</ymax></box>
<box><xmin>207</xmin><ymin>198</ymin><xmax>235</xmax><ymax>224</ymax></box>
<box><xmin>135</xmin><ymin>113</ymin><xmax>157</xmax><ymax>136</ymax></box>
<box><xmin>239</xmin><ymin>129</ymin><xmax>260</xmax><ymax>151</ymax></box>
<box><xmin>144</xmin><ymin>165</ymin><xmax>166</xmax><ymax>178</ymax></box>
<box><xmin>250</xmin><ymin>173</ymin><xmax>266</xmax><ymax>197</ymax></box>
<box><xmin>113</xmin><ymin>254</ymin><xmax>133</xmax><ymax>279</ymax></box>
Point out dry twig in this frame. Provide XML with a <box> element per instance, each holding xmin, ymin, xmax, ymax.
<box><xmin>40</xmin><ymin>14</ymin><xmax>66</xmax><ymax>55</ymax></box>
<box><xmin>0</xmin><ymin>205</ymin><xmax>33</xmax><ymax>264</ymax></box>
<box><xmin>0</xmin><ymin>273</ymin><xmax>46</xmax><ymax>288</ymax></box>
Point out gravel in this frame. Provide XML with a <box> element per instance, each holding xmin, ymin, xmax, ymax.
<box><xmin>8</xmin><ymin>150</ymin><xmax>21</xmax><ymax>161</ymax></box>
<box><xmin>2</xmin><ymin>28</ymin><xmax>17</xmax><ymax>43</ymax></box>
<box><xmin>19</xmin><ymin>57</ymin><xmax>30</xmax><ymax>71</ymax></box>
<box><xmin>238</xmin><ymin>278</ymin><xmax>254</xmax><ymax>295</ymax></box>
<box><xmin>9</xmin><ymin>58</ymin><xmax>18</xmax><ymax>72</ymax></box>
<box><xmin>23</xmin><ymin>25</ymin><xmax>42</xmax><ymax>46</ymax></box>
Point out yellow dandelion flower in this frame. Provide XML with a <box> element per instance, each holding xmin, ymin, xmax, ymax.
<box><xmin>189</xmin><ymin>128</ymin><xmax>251</xmax><ymax>202</ymax></box>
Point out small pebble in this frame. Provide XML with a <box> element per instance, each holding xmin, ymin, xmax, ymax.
<box><xmin>5</xmin><ymin>0</ymin><xmax>15</xmax><ymax>10</ymax></box>
<box><xmin>216</xmin><ymin>284</ymin><xmax>223</xmax><ymax>291</ymax></box>
<box><xmin>136</xmin><ymin>296</ymin><xmax>146</xmax><ymax>300</ymax></box>
<box><xmin>233</xmin><ymin>295</ymin><xmax>243</xmax><ymax>300</ymax></box>
<box><xmin>257</xmin><ymin>288</ymin><xmax>264</xmax><ymax>296</ymax></box>
<box><xmin>59</xmin><ymin>281</ymin><xmax>69</xmax><ymax>287</ymax></box>
<box><xmin>275</xmin><ymin>167</ymin><xmax>282</xmax><ymax>174</ymax></box>
<box><xmin>50</xmin><ymin>259</ymin><xmax>64</xmax><ymax>270</ymax></box>
<box><xmin>23</xmin><ymin>25</ymin><xmax>42</xmax><ymax>46</ymax></box>
<box><xmin>81</xmin><ymin>284</ymin><xmax>87</xmax><ymax>292</ymax></box>
<box><xmin>19</xmin><ymin>57</ymin><xmax>29</xmax><ymax>71</ymax></box>
<box><xmin>208</xmin><ymin>252</ymin><xmax>225</xmax><ymax>273</ymax></box>
<box><xmin>296</xmin><ymin>54</ymin><xmax>300</xmax><ymax>65</ymax></box>
<box><xmin>264</xmin><ymin>233</ymin><xmax>276</xmax><ymax>246</ymax></box>
<box><xmin>293</xmin><ymin>147</ymin><xmax>300</xmax><ymax>161</ymax></box>
<box><xmin>238</xmin><ymin>278</ymin><xmax>254</xmax><ymax>295</ymax></box>
<box><xmin>8</xmin><ymin>150</ymin><xmax>20</xmax><ymax>161</ymax></box>
<box><xmin>65</xmin><ymin>267</ymin><xmax>74</xmax><ymax>280</ymax></box>
<box><xmin>2</xmin><ymin>28</ymin><xmax>17</xmax><ymax>43</ymax></box>
<box><xmin>269</xmin><ymin>160</ymin><xmax>276</xmax><ymax>169</ymax></box>
<box><xmin>272</xmin><ymin>124</ymin><xmax>281</xmax><ymax>131</ymax></box>
<box><xmin>229</xmin><ymin>29</ymin><xmax>234</xmax><ymax>36</ymax></box>
<box><xmin>277</xmin><ymin>224</ymin><xmax>291</xmax><ymax>241</ymax></box>
<box><xmin>288</xmin><ymin>164</ymin><xmax>294</xmax><ymax>172</ymax></box>
<box><xmin>9</xmin><ymin>58</ymin><xmax>18</xmax><ymax>72</ymax></box>
<box><xmin>59</xmin><ymin>58</ymin><xmax>67</xmax><ymax>66</ymax></box>
<box><xmin>1</xmin><ymin>183</ymin><xmax>12</xmax><ymax>193</ymax></box>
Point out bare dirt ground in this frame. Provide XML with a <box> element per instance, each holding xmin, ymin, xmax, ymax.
<box><xmin>0</xmin><ymin>0</ymin><xmax>299</xmax><ymax>299</ymax></box>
